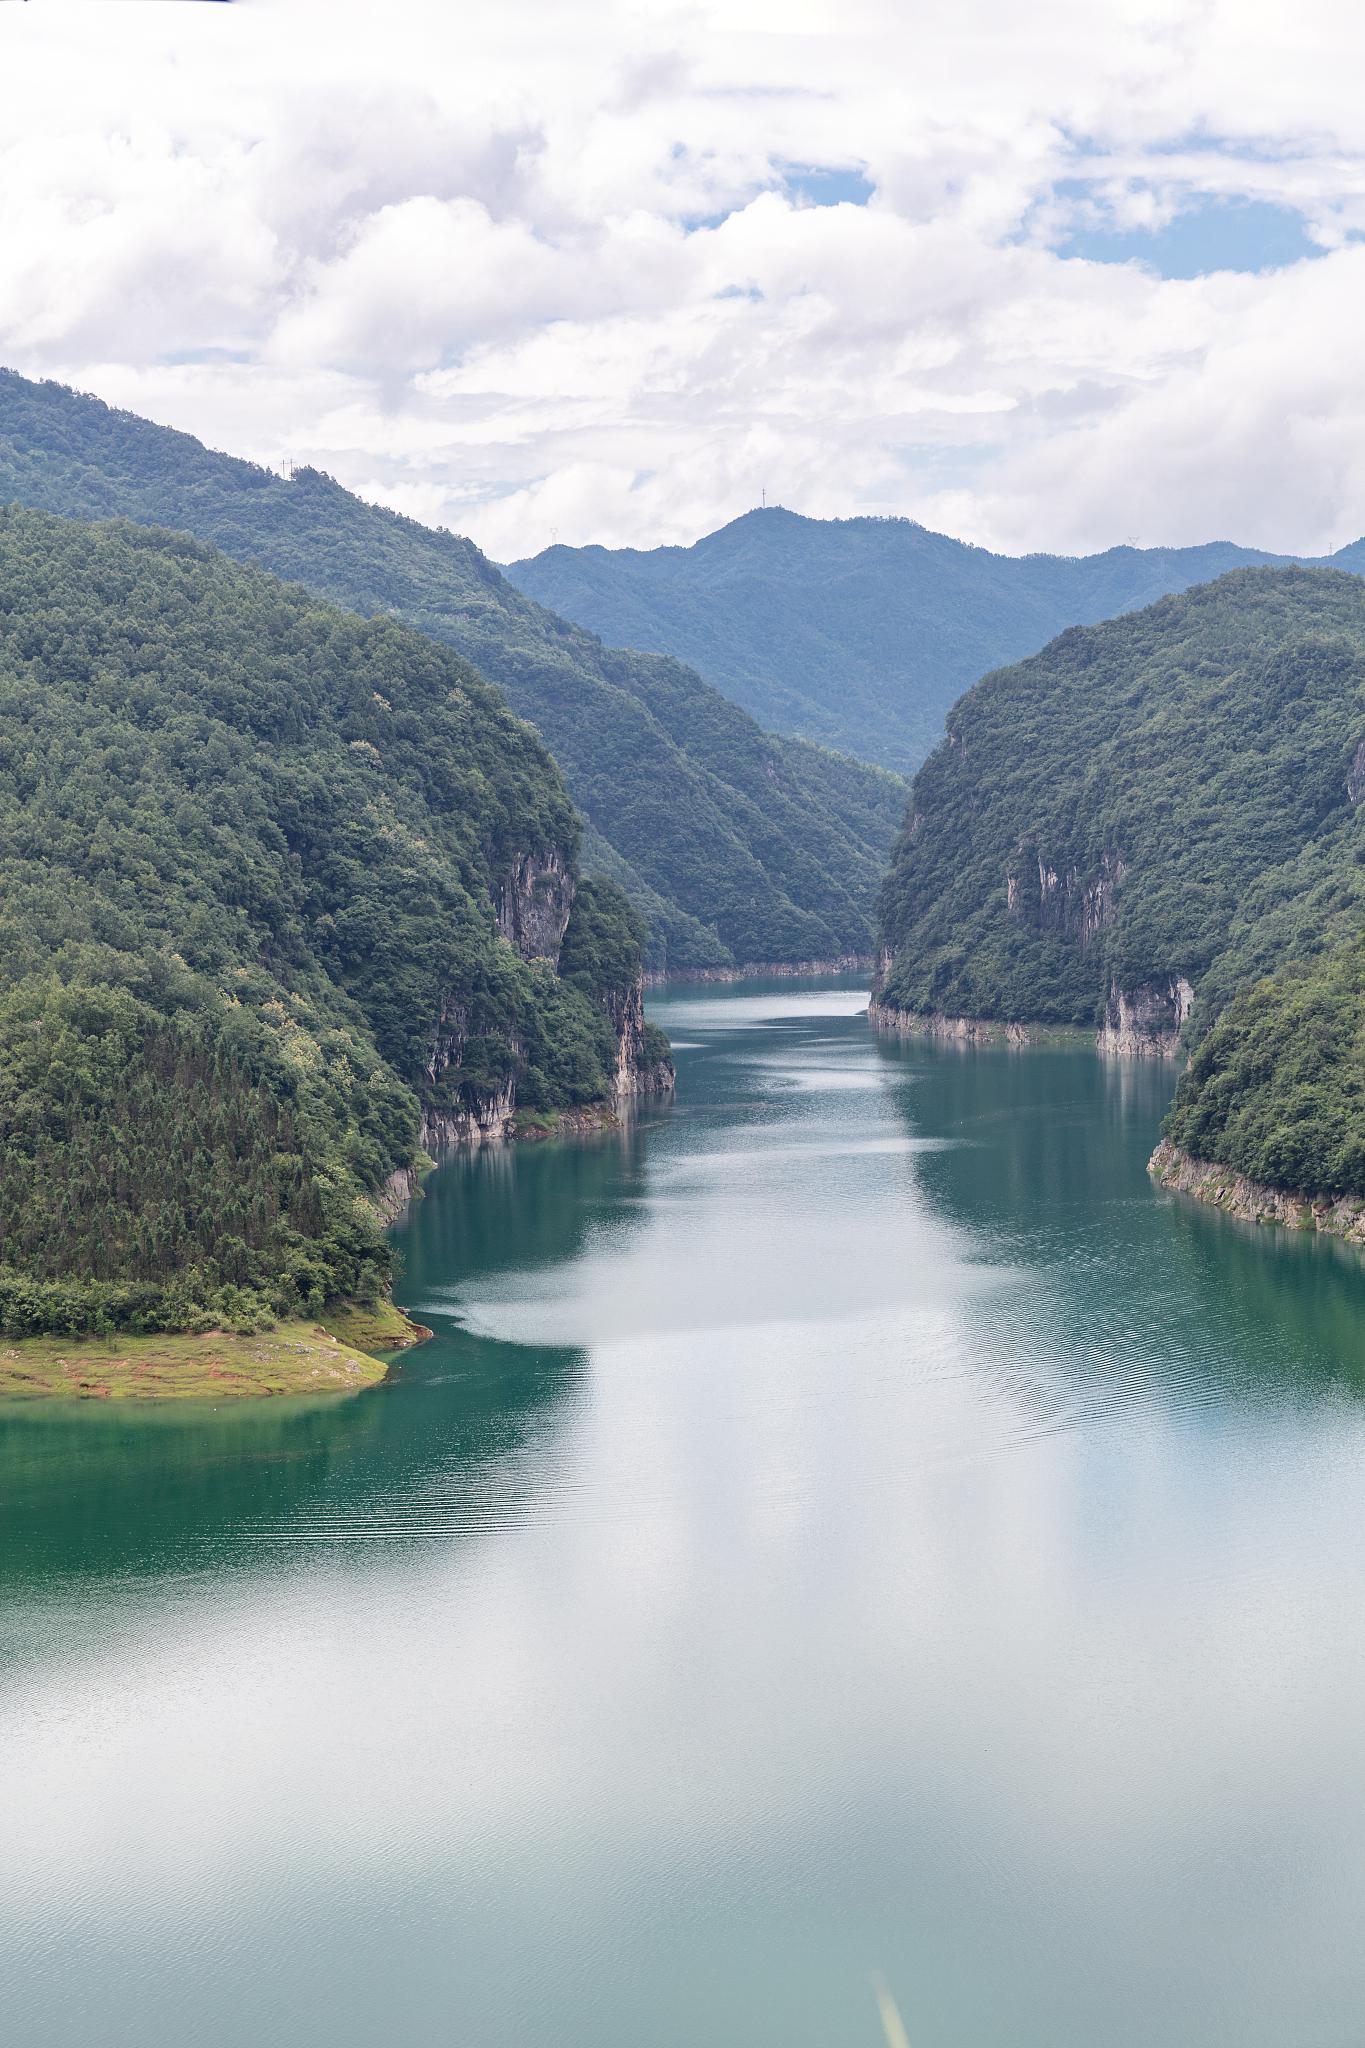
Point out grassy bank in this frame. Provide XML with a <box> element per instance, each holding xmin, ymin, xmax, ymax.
<box><xmin>0</xmin><ymin>1303</ymin><xmax>429</xmax><ymax>1402</ymax></box>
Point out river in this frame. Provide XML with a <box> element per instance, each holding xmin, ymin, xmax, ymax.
<box><xmin>5</xmin><ymin>977</ymin><xmax>1365</xmax><ymax>2046</ymax></box>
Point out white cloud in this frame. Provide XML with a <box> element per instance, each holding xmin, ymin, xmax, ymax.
<box><xmin>3</xmin><ymin>0</ymin><xmax>1365</xmax><ymax>558</ymax></box>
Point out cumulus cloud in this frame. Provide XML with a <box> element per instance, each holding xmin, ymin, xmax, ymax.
<box><xmin>3</xmin><ymin>0</ymin><xmax>1365</xmax><ymax>557</ymax></box>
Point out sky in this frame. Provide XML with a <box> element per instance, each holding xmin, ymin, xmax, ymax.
<box><xmin>3</xmin><ymin>0</ymin><xmax>1365</xmax><ymax>562</ymax></box>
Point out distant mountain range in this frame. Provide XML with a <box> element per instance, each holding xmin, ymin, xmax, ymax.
<box><xmin>0</xmin><ymin>372</ymin><xmax>904</xmax><ymax>974</ymax></box>
<box><xmin>508</xmin><ymin>509</ymin><xmax>1365</xmax><ymax>775</ymax></box>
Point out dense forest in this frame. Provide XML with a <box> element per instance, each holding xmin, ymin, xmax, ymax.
<box><xmin>1162</xmin><ymin>941</ymin><xmax>1365</xmax><ymax>1197</ymax></box>
<box><xmin>510</xmin><ymin>505</ymin><xmax>1365</xmax><ymax>775</ymax></box>
<box><xmin>877</xmin><ymin>569</ymin><xmax>1365</xmax><ymax>1024</ymax></box>
<box><xmin>0</xmin><ymin>371</ymin><xmax>906</xmax><ymax>973</ymax></box>
<box><xmin>875</xmin><ymin>566</ymin><xmax>1365</xmax><ymax>1197</ymax></box>
<box><xmin>0</xmin><ymin>506</ymin><xmax>658</xmax><ymax>1333</ymax></box>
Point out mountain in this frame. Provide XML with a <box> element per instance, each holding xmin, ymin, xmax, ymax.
<box><xmin>873</xmin><ymin>566</ymin><xmax>1365</xmax><ymax>1201</ymax></box>
<box><xmin>1155</xmin><ymin>937</ymin><xmax>1365</xmax><ymax>1204</ymax></box>
<box><xmin>508</xmin><ymin>507</ymin><xmax>1365</xmax><ymax>775</ymax></box>
<box><xmin>0</xmin><ymin>504</ymin><xmax>669</xmax><ymax>1335</ymax></box>
<box><xmin>0</xmin><ymin>372</ymin><xmax>906</xmax><ymax>974</ymax></box>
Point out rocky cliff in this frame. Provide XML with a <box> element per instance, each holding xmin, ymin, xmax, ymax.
<box><xmin>605</xmin><ymin>974</ymin><xmax>676</xmax><ymax>1098</ymax></box>
<box><xmin>869</xmin><ymin>938</ymin><xmax>1192</xmax><ymax>1057</ymax></box>
<box><xmin>420</xmin><ymin>858</ymin><xmax>674</xmax><ymax>1149</ymax></box>
<box><xmin>867</xmin><ymin>998</ymin><xmax>1035</xmax><ymax>1047</ymax></box>
<box><xmin>1096</xmin><ymin>976</ymin><xmax>1195</xmax><ymax>1056</ymax></box>
<box><xmin>1149</xmin><ymin>1139</ymin><xmax>1365</xmax><ymax>1242</ymax></box>
<box><xmin>1003</xmin><ymin>845</ymin><xmax>1125</xmax><ymax>949</ymax></box>
<box><xmin>497</xmin><ymin>849</ymin><xmax>574</xmax><ymax>963</ymax></box>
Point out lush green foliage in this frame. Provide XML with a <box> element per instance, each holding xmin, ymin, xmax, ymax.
<box><xmin>1164</xmin><ymin>943</ymin><xmax>1365</xmax><ymax>1198</ymax></box>
<box><xmin>877</xmin><ymin>565</ymin><xmax>1365</xmax><ymax>1196</ymax></box>
<box><xmin>878</xmin><ymin>569</ymin><xmax>1365</xmax><ymax>1024</ymax></box>
<box><xmin>0</xmin><ymin>370</ymin><xmax>906</xmax><ymax>971</ymax></box>
<box><xmin>0</xmin><ymin>507</ymin><xmax>650</xmax><ymax>1330</ymax></box>
<box><xmin>510</xmin><ymin>506</ymin><xmax>1365</xmax><ymax>775</ymax></box>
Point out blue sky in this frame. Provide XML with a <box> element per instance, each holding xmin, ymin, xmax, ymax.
<box><xmin>1055</xmin><ymin>190</ymin><xmax>1325</xmax><ymax>278</ymax></box>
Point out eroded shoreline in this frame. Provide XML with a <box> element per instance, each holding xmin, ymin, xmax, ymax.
<box><xmin>1148</xmin><ymin>1139</ymin><xmax>1365</xmax><ymax>1245</ymax></box>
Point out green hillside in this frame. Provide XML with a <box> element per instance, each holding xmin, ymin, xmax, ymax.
<box><xmin>508</xmin><ymin>506</ymin><xmax>1365</xmax><ymax>775</ymax></box>
<box><xmin>1161</xmin><ymin>940</ymin><xmax>1365</xmax><ymax>1199</ymax></box>
<box><xmin>0</xmin><ymin>505</ymin><xmax>661</xmax><ymax>1335</ymax></box>
<box><xmin>875</xmin><ymin>566</ymin><xmax>1365</xmax><ymax>1197</ymax></box>
<box><xmin>0</xmin><ymin>371</ymin><xmax>905</xmax><ymax>973</ymax></box>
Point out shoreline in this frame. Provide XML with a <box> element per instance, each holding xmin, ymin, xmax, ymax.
<box><xmin>867</xmin><ymin>999</ymin><xmax>1091</xmax><ymax>1048</ymax></box>
<box><xmin>868</xmin><ymin>997</ymin><xmax>1181</xmax><ymax>1056</ymax></box>
<box><xmin>1148</xmin><ymin>1139</ymin><xmax>1365</xmax><ymax>1244</ymax></box>
<box><xmin>416</xmin><ymin>1075</ymin><xmax>676</xmax><ymax>1160</ymax></box>
<box><xmin>0</xmin><ymin>1302</ymin><xmax>432</xmax><ymax>1404</ymax></box>
<box><xmin>646</xmin><ymin>954</ymin><xmax>870</xmax><ymax>987</ymax></box>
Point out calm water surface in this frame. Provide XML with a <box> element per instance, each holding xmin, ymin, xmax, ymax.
<box><xmin>6</xmin><ymin>978</ymin><xmax>1365</xmax><ymax>2046</ymax></box>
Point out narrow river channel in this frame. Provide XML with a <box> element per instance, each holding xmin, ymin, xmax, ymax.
<box><xmin>6</xmin><ymin>977</ymin><xmax>1365</xmax><ymax>2046</ymax></box>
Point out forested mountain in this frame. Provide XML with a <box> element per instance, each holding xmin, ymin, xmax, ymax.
<box><xmin>509</xmin><ymin>507</ymin><xmax>1365</xmax><ymax>775</ymax></box>
<box><xmin>0</xmin><ymin>506</ymin><xmax>666</xmax><ymax>1334</ymax></box>
<box><xmin>0</xmin><ymin>372</ymin><xmax>905</xmax><ymax>973</ymax></box>
<box><xmin>874</xmin><ymin>567</ymin><xmax>1365</xmax><ymax>1198</ymax></box>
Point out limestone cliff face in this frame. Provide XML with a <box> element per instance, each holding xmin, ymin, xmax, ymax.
<box><xmin>420</xmin><ymin>908</ymin><xmax>673</xmax><ymax>1150</ymax></box>
<box><xmin>871</xmin><ymin>931</ymin><xmax>1196</xmax><ymax>1055</ymax></box>
<box><xmin>422</xmin><ymin>991</ymin><xmax>518</xmax><ymax>1147</ymax></box>
<box><xmin>1150</xmin><ymin>1139</ymin><xmax>1365</xmax><ymax>1241</ymax></box>
<box><xmin>867</xmin><ymin>1000</ymin><xmax>1033</xmax><ymax>1047</ymax></box>
<box><xmin>497</xmin><ymin>848</ymin><xmax>573</xmax><ymax>963</ymax></box>
<box><xmin>607</xmin><ymin>974</ymin><xmax>676</xmax><ymax>1099</ymax></box>
<box><xmin>373</xmin><ymin>1163</ymin><xmax>422</xmax><ymax>1224</ymax></box>
<box><xmin>422</xmin><ymin>1076</ymin><xmax>518</xmax><ymax>1150</ymax></box>
<box><xmin>1348</xmin><ymin>738</ymin><xmax>1365</xmax><ymax>806</ymax></box>
<box><xmin>1097</xmin><ymin>975</ymin><xmax>1194</xmax><ymax>1056</ymax></box>
<box><xmin>1005</xmin><ymin>845</ymin><xmax>1125</xmax><ymax>949</ymax></box>
<box><xmin>647</xmin><ymin>952</ymin><xmax>869</xmax><ymax>987</ymax></box>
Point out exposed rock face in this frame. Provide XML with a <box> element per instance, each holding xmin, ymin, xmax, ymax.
<box><xmin>421</xmin><ymin>993</ymin><xmax>520</xmax><ymax>1147</ymax></box>
<box><xmin>1349</xmin><ymin>738</ymin><xmax>1365</xmax><ymax>806</ymax></box>
<box><xmin>646</xmin><ymin>952</ymin><xmax>869</xmax><ymax>987</ymax></box>
<box><xmin>867</xmin><ymin>1000</ymin><xmax>1033</xmax><ymax>1046</ymax></box>
<box><xmin>373</xmin><ymin>1164</ymin><xmax>422</xmax><ymax>1224</ymax></box>
<box><xmin>421</xmin><ymin>967</ymin><xmax>673</xmax><ymax>1152</ymax></box>
<box><xmin>1005</xmin><ymin>846</ymin><xmax>1125</xmax><ymax>949</ymax></box>
<box><xmin>417</xmin><ymin>847</ymin><xmax>674</xmax><ymax>1147</ymax></box>
<box><xmin>1150</xmin><ymin>1139</ymin><xmax>1365</xmax><ymax>1242</ymax></box>
<box><xmin>606</xmin><ymin>974</ymin><xmax>676</xmax><ymax>1098</ymax></box>
<box><xmin>497</xmin><ymin>849</ymin><xmax>573</xmax><ymax>963</ymax></box>
<box><xmin>422</xmin><ymin>1076</ymin><xmax>517</xmax><ymax>1151</ymax></box>
<box><xmin>1097</xmin><ymin>975</ymin><xmax>1194</xmax><ymax>1056</ymax></box>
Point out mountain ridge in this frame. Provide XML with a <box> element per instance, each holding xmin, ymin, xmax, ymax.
<box><xmin>0</xmin><ymin>371</ymin><xmax>905</xmax><ymax>975</ymax></box>
<box><xmin>508</xmin><ymin>506</ymin><xmax>1365</xmax><ymax>773</ymax></box>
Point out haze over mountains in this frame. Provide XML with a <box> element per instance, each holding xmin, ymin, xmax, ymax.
<box><xmin>0</xmin><ymin>372</ymin><xmax>904</xmax><ymax>975</ymax></box>
<box><xmin>510</xmin><ymin>509</ymin><xmax>1365</xmax><ymax>775</ymax></box>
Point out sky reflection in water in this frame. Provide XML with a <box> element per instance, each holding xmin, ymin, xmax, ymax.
<box><xmin>4</xmin><ymin>978</ymin><xmax>1365</xmax><ymax>2047</ymax></box>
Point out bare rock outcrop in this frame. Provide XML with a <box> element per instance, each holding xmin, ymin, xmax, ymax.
<box><xmin>1149</xmin><ymin>1139</ymin><xmax>1365</xmax><ymax>1242</ymax></box>
<box><xmin>867</xmin><ymin>1000</ymin><xmax>1032</xmax><ymax>1046</ymax></box>
<box><xmin>1097</xmin><ymin>975</ymin><xmax>1194</xmax><ymax>1056</ymax></box>
<box><xmin>497</xmin><ymin>849</ymin><xmax>573</xmax><ymax>963</ymax></box>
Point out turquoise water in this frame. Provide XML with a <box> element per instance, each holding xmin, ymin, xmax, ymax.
<box><xmin>6</xmin><ymin>978</ymin><xmax>1365</xmax><ymax>2045</ymax></box>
